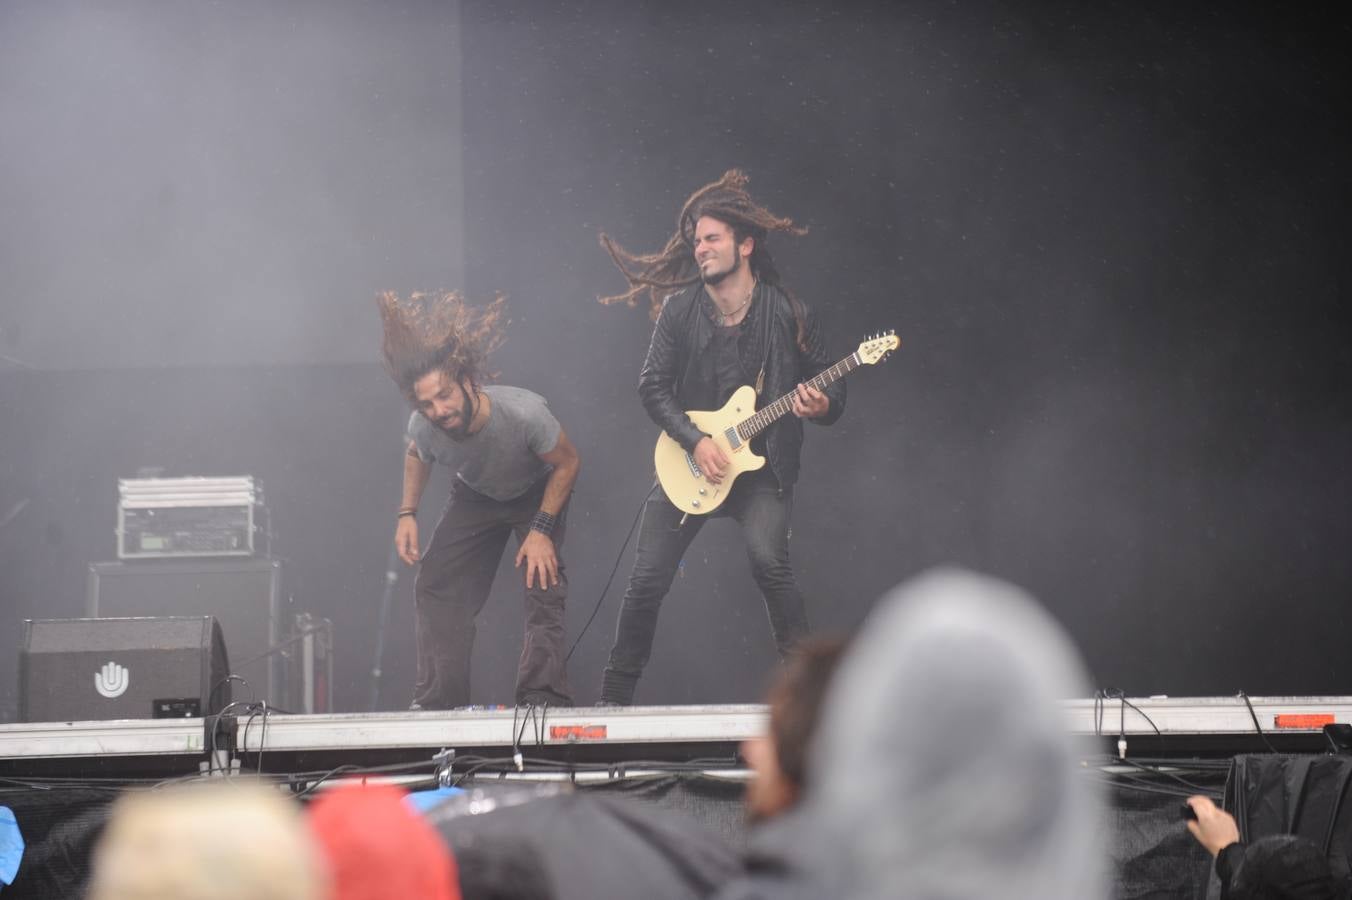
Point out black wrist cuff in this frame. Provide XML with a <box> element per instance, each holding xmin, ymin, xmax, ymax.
<box><xmin>530</xmin><ymin>510</ymin><xmax>557</xmax><ymax>536</ymax></box>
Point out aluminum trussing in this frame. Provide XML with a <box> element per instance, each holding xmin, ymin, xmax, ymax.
<box><xmin>234</xmin><ymin>704</ymin><xmax>768</xmax><ymax>753</ymax></box>
<box><xmin>0</xmin><ymin>717</ymin><xmax>207</xmax><ymax>759</ymax></box>
<box><xmin>5</xmin><ymin>697</ymin><xmax>1352</xmax><ymax>762</ymax></box>
<box><xmin>1062</xmin><ymin>695</ymin><xmax>1352</xmax><ymax>735</ymax></box>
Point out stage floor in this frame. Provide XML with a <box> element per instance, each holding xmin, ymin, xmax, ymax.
<box><xmin>3</xmin><ymin>695</ymin><xmax>1351</xmax><ymax>778</ymax></box>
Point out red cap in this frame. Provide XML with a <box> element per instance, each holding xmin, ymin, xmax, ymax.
<box><xmin>308</xmin><ymin>781</ymin><xmax>460</xmax><ymax>900</ymax></box>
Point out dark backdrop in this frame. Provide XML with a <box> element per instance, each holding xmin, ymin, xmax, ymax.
<box><xmin>2</xmin><ymin>1</ymin><xmax>1349</xmax><ymax>716</ymax></box>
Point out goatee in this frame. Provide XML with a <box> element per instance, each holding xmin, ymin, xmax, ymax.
<box><xmin>437</xmin><ymin>389</ymin><xmax>477</xmax><ymax>441</ymax></box>
<box><xmin>700</xmin><ymin>251</ymin><xmax>742</xmax><ymax>286</ymax></box>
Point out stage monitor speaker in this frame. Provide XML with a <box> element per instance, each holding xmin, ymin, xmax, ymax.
<box><xmin>88</xmin><ymin>558</ymin><xmax>284</xmax><ymax>706</ymax></box>
<box><xmin>19</xmin><ymin>616</ymin><xmax>229</xmax><ymax>723</ymax></box>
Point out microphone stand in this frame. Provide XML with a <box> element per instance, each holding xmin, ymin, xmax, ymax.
<box><xmin>368</xmin><ymin>540</ymin><xmax>401</xmax><ymax>711</ymax></box>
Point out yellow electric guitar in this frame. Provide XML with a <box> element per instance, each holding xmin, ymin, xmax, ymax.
<box><xmin>654</xmin><ymin>332</ymin><xmax>900</xmax><ymax>515</ymax></box>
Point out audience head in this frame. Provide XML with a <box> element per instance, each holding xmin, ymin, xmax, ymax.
<box><xmin>88</xmin><ymin>782</ymin><xmax>326</xmax><ymax>900</ymax></box>
<box><xmin>307</xmin><ymin>781</ymin><xmax>460</xmax><ymax>900</ymax></box>
<box><xmin>742</xmin><ymin>636</ymin><xmax>847</xmax><ymax>823</ymax></box>
<box><xmin>801</xmin><ymin>567</ymin><xmax>1107</xmax><ymax>900</ymax></box>
<box><xmin>1229</xmin><ymin>835</ymin><xmax>1341</xmax><ymax>900</ymax></box>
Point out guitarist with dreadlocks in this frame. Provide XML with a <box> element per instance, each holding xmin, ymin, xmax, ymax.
<box><xmin>595</xmin><ymin>170</ymin><xmax>846</xmax><ymax>706</ymax></box>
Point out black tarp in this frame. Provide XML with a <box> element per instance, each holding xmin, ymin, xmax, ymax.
<box><xmin>0</xmin><ymin>786</ymin><xmax>116</xmax><ymax>900</ymax></box>
<box><xmin>9</xmin><ymin>761</ymin><xmax>1352</xmax><ymax>899</ymax></box>
<box><xmin>429</xmin><ymin>784</ymin><xmax>742</xmax><ymax>900</ymax></box>
<box><xmin>1229</xmin><ymin>754</ymin><xmax>1352</xmax><ymax>893</ymax></box>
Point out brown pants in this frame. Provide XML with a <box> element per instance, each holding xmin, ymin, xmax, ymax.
<box><xmin>412</xmin><ymin>478</ymin><xmax>572</xmax><ymax>708</ymax></box>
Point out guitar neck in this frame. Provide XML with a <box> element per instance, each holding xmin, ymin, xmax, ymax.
<box><xmin>737</xmin><ymin>351</ymin><xmax>861</xmax><ymax>441</ymax></box>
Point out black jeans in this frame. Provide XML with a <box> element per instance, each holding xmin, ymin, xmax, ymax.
<box><xmin>413</xmin><ymin>478</ymin><xmax>572</xmax><ymax>709</ymax></box>
<box><xmin>600</xmin><ymin>470</ymin><xmax>808</xmax><ymax>704</ymax></box>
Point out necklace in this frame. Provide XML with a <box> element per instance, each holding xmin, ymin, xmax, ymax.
<box><xmin>718</xmin><ymin>282</ymin><xmax>756</xmax><ymax>325</ymax></box>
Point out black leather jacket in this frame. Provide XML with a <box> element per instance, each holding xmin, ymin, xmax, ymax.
<box><xmin>638</xmin><ymin>282</ymin><xmax>846</xmax><ymax>488</ymax></box>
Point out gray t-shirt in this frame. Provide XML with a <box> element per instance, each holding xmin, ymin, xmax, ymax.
<box><xmin>406</xmin><ymin>385</ymin><xmax>561</xmax><ymax>502</ymax></box>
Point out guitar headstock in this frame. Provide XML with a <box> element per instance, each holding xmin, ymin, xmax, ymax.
<box><xmin>856</xmin><ymin>331</ymin><xmax>900</xmax><ymax>365</ymax></box>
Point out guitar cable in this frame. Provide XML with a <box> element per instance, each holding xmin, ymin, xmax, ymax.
<box><xmin>563</xmin><ymin>482</ymin><xmax>659</xmax><ymax>664</ymax></box>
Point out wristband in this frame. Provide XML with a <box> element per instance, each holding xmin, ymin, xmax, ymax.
<box><xmin>530</xmin><ymin>510</ymin><xmax>557</xmax><ymax>537</ymax></box>
<box><xmin>397</xmin><ymin>509</ymin><xmax>417</xmax><ymax>519</ymax></box>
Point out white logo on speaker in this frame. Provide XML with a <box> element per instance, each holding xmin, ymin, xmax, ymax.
<box><xmin>95</xmin><ymin>661</ymin><xmax>129</xmax><ymax>699</ymax></box>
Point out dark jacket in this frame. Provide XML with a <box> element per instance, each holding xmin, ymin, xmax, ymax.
<box><xmin>637</xmin><ymin>282</ymin><xmax>845</xmax><ymax>488</ymax></box>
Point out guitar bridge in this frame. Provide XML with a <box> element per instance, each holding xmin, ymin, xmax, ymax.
<box><xmin>684</xmin><ymin>453</ymin><xmax>703</xmax><ymax>479</ymax></box>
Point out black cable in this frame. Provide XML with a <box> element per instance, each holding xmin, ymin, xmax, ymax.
<box><xmin>1113</xmin><ymin>756</ymin><xmax>1233</xmax><ymax>771</ymax></box>
<box><xmin>1096</xmin><ymin>764</ymin><xmax>1217</xmax><ymax>800</ymax></box>
<box><xmin>450</xmin><ymin>755</ymin><xmax>531</xmax><ymax>787</ymax></box>
<box><xmin>258</xmin><ymin>701</ymin><xmax>270</xmax><ymax>775</ymax></box>
<box><xmin>1121</xmin><ymin>697</ymin><xmax>1163</xmax><ymax>737</ymax></box>
<box><xmin>206</xmin><ymin>703</ymin><xmax>238</xmax><ymax>775</ymax></box>
<box><xmin>1095</xmin><ymin>688</ymin><xmax>1163</xmax><ymax>744</ymax></box>
<box><xmin>511</xmin><ymin>703</ymin><xmax>525</xmax><ymax>761</ymax></box>
<box><xmin>1081</xmin><ymin>751</ymin><xmax>1222</xmax><ymax>794</ymax></box>
<box><xmin>210</xmin><ymin>674</ymin><xmax>254</xmax><ymax>708</ymax></box>
<box><xmin>240</xmin><ymin>701</ymin><xmax>271</xmax><ymax>775</ymax></box>
<box><xmin>241</xmin><ymin>707</ymin><xmax>257</xmax><ymax>766</ymax></box>
<box><xmin>231</xmin><ymin>625</ymin><xmax>330</xmax><ymax>671</ymax></box>
<box><xmin>563</xmin><ymin>483</ymin><xmax>657</xmax><ymax>664</ymax></box>
<box><xmin>446</xmin><ymin>754</ymin><xmax>746</xmax><ymax>785</ymax></box>
<box><xmin>1086</xmin><ymin>773</ymin><xmax>1218</xmax><ymax>802</ymax></box>
<box><xmin>289</xmin><ymin>764</ymin><xmax>364</xmax><ymax>799</ymax></box>
<box><xmin>206</xmin><ymin>699</ymin><xmax>282</xmax><ymax>776</ymax></box>
<box><xmin>285</xmin><ymin>757</ymin><xmax>456</xmax><ymax>796</ymax></box>
<box><xmin>529</xmin><ymin>702</ymin><xmax>548</xmax><ymax>746</ymax></box>
<box><xmin>510</xmin><ymin>701</ymin><xmax>551</xmax><ymax>766</ymax></box>
<box><xmin>1114</xmin><ymin>756</ymin><xmax>1218</xmax><ymax>796</ymax></box>
<box><xmin>1238</xmin><ymin>691</ymin><xmax>1278</xmax><ymax>753</ymax></box>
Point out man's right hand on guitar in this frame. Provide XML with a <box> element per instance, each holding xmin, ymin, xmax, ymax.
<box><xmin>395</xmin><ymin>516</ymin><xmax>421</xmax><ymax>565</ymax></box>
<box><xmin>693</xmin><ymin>436</ymin><xmax>731</xmax><ymax>484</ymax></box>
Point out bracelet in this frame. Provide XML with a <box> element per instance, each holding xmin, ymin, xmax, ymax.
<box><xmin>530</xmin><ymin>510</ymin><xmax>557</xmax><ymax>537</ymax></box>
<box><xmin>397</xmin><ymin>509</ymin><xmax>417</xmax><ymax>519</ymax></box>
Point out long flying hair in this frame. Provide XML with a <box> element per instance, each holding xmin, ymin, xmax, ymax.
<box><xmin>598</xmin><ymin>170</ymin><xmax>810</xmax><ymax>346</ymax></box>
<box><xmin>376</xmin><ymin>290</ymin><xmax>506</xmax><ymax>401</ymax></box>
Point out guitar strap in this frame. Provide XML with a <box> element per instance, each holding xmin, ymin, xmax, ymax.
<box><xmin>753</xmin><ymin>283</ymin><xmax>772</xmax><ymax>398</ymax></box>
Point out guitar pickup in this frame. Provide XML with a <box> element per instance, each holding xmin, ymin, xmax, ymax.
<box><xmin>723</xmin><ymin>427</ymin><xmax>742</xmax><ymax>450</ymax></box>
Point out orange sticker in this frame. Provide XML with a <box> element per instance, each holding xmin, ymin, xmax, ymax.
<box><xmin>549</xmin><ymin>724</ymin><xmax>608</xmax><ymax>741</ymax></box>
<box><xmin>1273</xmin><ymin>714</ymin><xmax>1335</xmax><ymax>729</ymax></box>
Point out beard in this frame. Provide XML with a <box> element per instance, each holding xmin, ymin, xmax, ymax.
<box><xmin>700</xmin><ymin>248</ymin><xmax>743</xmax><ymax>286</ymax></box>
<box><xmin>434</xmin><ymin>388</ymin><xmax>476</xmax><ymax>441</ymax></box>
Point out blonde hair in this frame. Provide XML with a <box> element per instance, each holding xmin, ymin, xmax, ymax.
<box><xmin>88</xmin><ymin>782</ymin><xmax>328</xmax><ymax>900</ymax></box>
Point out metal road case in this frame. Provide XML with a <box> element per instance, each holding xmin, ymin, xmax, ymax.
<box><xmin>117</xmin><ymin>476</ymin><xmax>268</xmax><ymax>560</ymax></box>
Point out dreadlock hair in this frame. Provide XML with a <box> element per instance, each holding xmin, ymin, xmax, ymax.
<box><xmin>376</xmin><ymin>290</ymin><xmax>506</xmax><ymax>402</ymax></box>
<box><xmin>598</xmin><ymin>169</ymin><xmax>813</xmax><ymax>350</ymax></box>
